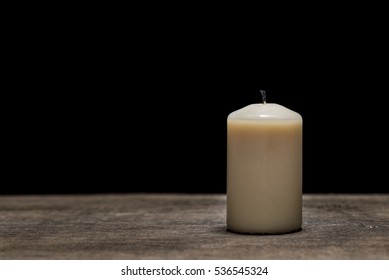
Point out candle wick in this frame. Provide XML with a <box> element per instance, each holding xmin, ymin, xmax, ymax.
<box><xmin>260</xmin><ymin>90</ymin><xmax>266</xmax><ymax>104</ymax></box>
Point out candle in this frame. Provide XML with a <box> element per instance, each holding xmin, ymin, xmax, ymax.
<box><xmin>227</xmin><ymin>92</ymin><xmax>302</xmax><ymax>234</ymax></box>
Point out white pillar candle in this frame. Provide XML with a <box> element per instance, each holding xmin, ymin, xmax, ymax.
<box><xmin>227</xmin><ymin>95</ymin><xmax>302</xmax><ymax>234</ymax></box>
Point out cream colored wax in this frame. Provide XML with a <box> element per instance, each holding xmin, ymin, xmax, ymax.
<box><xmin>227</xmin><ymin>103</ymin><xmax>302</xmax><ymax>234</ymax></box>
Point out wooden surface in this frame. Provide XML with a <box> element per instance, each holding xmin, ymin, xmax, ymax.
<box><xmin>0</xmin><ymin>194</ymin><xmax>388</xmax><ymax>259</ymax></box>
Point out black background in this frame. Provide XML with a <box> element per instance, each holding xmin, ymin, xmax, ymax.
<box><xmin>3</xmin><ymin>11</ymin><xmax>388</xmax><ymax>194</ymax></box>
<box><xmin>4</xmin><ymin>71</ymin><xmax>388</xmax><ymax>194</ymax></box>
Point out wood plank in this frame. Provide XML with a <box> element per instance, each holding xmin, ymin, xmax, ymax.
<box><xmin>0</xmin><ymin>194</ymin><xmax>388</xmax><ymax>259</ymax></box>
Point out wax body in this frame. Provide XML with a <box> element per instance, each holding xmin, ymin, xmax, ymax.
<box><xmin>227</xmin><ymin>104</ymin><xmax>302</xmax><ymax>234</ymax></box>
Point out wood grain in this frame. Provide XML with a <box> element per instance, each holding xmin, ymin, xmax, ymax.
<box><xmin>0</xmin><ymin>194</ymin><xmax>388</xmax><ymax>259</ymax></box>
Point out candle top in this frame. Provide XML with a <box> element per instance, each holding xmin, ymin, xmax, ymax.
<box><xmin>228</xmin><ymin>104</ymin><xmax>301</xmax><ymax>121</ymax></box>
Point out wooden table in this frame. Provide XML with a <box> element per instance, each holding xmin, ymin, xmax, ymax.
<box><xmin>0</xmin><ymin>194</ymin><xmax>388</xmax><ymax>259</ymax></box>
